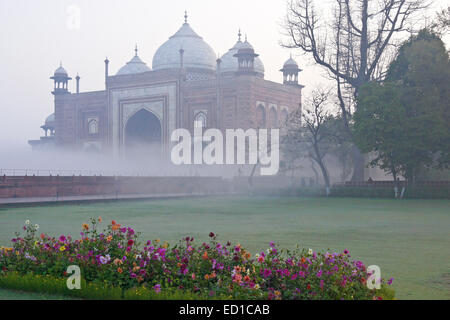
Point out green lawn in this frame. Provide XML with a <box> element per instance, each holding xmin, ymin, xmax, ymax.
<box><xmin>0</xmin><ymin>288</ymin><xmax>73</xmax><ymax>300</ymax></box>
<box><xmin>0</xmin><ymin>196</ymin><xmax>449</xmax><ymax>300</ymax></box>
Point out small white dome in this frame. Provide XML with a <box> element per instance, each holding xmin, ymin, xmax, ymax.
<box><xmin>283</xmin><ymin>56</ymin><xmax>298</xmax><ymax>68</ymax></box>
<box><xmin>45</xmin><ymin>113</ymin><xmax>55</xmax><ymax>126</ymax></box>
<box><xmin>152</xmin><ymin>22</ymin><xmax>216</xmax><ymax>71</ymax></box>
<box><xmin>220</xmin><ymin>39</ymin><xmax>264</xmax><ymax>76</ymax></box>
<box><xmin>54</xmin><ymin>65</ymin><xmax>68</xmax><ymax>76</ymax></box>
<box><xmin>116</xmin><ymin>51</ymin><xmax>151</xmax><ymax>75</ymax></box>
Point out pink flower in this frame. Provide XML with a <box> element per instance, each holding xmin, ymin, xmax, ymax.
<box><xmin>263</xmin><ymin>269</ymin><xmax>272</xmax><ymax>278</ymax></box>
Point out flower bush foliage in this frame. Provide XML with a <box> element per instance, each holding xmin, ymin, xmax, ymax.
<box><xmin>0</xmin><ymin>218</ymin><xmax>394</xmax><ymax>300</ymax></box>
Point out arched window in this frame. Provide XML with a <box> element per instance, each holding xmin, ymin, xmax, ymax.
<box><xmin>194</xmin><ymin>112</ymin><xmax>207</xmax><ymax>127</ymax></box>
<box><xmin>256</xmin><ymin>105</ymin><xmax>266</xmax><ymax>128</ymax></box>
<box><xmin>269</xmin><ymin>108</ymin><xmax>278</xmax><ymax>128</ymax></box>
<box><xmin>88</xmin><ymin>119</ymin><xmax>98</xmax><ymax>134</ymax></box>
<box><xmin>280</xmin><ymin>109</ymin><xmax>288</xmax><ymax>126</ymax></box>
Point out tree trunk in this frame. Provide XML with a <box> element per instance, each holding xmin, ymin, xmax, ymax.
<box><xmin>248</xmin><ymin>162</ymin><xmax>259</xmax><ymax>195</ymax></box>
<box><xmin>350</xmin><ymin>145</ymin><xmax>365</xmax><ymax>181</ymax></box>
<box><xmin>312</xmin><ymin>155</ymin><xmax>330</xmax><ymax>189</ymax></box>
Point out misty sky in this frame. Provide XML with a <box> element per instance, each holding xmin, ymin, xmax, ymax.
<box><xmin>0</xmin><ymin>0</ymin><xmax>448</xmax><ymax>152</ymax></box>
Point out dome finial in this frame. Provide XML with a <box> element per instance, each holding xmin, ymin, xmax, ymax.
<box><xmin>245</xmin><ymin>34</ymin><xmax>248</xmax><ymax>42</ymax></box>
<box><xmin>238</xmin><ymin>29</ymin><xmax>242</xmax><ymax>42</ymax></box>
<box><xmin>135</xmin><ymin>43</ymin><xmax>138</xmax><ymax>56</ymax></box>
<box><xmin>184</xmin><ymin>10</ymin><xmax>188</xmax><ymax>24</ymax></box>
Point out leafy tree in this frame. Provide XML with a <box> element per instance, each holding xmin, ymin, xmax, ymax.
<box><xmin>354</xmin><ymin>29</ymin><xmax>450</xmax><ymax>181</ymax></box>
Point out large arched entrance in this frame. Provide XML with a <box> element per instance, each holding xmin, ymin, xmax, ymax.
<box><xmin>124</xmin><ymin>109</ymin><xmax>162</xmax><ymax>158</ymax></box>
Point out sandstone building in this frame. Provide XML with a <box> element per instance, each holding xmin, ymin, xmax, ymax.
<box><xmin>29</xmin><ymin>13</ymin><xmax>303</xmax><ymax>164</ymax></box>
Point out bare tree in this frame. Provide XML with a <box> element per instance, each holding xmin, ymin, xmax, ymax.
<box><xmin>431</xmin><ymin>6</ymin><xmax>450</xmax><ymax>34</ymax></box>
<box><xmin>284</xmin><ymin>89</ymin><xmax>334</xmax><ymax>192</ymax></box>
<box><xmin>283</xmin><ymin>0</ymin><xmax>428</xmax><ymax>180</ymax></box>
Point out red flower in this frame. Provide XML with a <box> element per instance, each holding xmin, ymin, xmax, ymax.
<box><xmin>307</xmin><ymin>284</ymin><xmax>311</xmax><ymax>290</ymax></box>
<box><xmin>128</xmin><ymin>239</ymin><xmax>134</xmax><ymax>246</ymax></box>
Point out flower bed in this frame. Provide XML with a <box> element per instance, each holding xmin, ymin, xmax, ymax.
<box><xmin>0</xmin><ymin>218</ymin><xmax>394</xmax><ymax>300</ymax></box>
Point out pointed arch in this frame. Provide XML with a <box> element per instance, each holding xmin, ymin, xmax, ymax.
<box><xmin>124</xmin><ymin>109</ymin><xmax>162</xmax><ymax>154</ymax></box>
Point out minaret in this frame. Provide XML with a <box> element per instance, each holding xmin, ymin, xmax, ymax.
<box><xmin>75</xmin><ymin>73</ymin><xmax>80</xmax><ymax>94</ymax></box>
<box><xmin>50</xmin><ymin>62</ymin><xmax>71</xmax><ymax>95</ymax></box>
<box><xmin>104</xmin><ymin>57</ymin><xmax>109</xmax><ymax>88</ymax></box>
<box><xmin>280</xmin><ymin>54</ymin><xmax>302</xmax><ymax>86</ymax></box>
<box><xmin>216</xmin><ymin>54</ymin><xmax>222</xmax><ymax>128</ymax></box>
<box><xmin>233</xmin><ymin>37</ymin><xmax>259</xmax><ymax>75</ymax></box>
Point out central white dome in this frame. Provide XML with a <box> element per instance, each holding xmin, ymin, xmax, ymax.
<box><xmin>152</xmin><ymin>22</ymin><xmax>217</xmax><ymax>71</ymax></box>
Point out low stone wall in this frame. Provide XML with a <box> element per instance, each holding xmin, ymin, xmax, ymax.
<box><xmin>333</xmin><ymin>180</ymin><xmax>450</xmax><ymax>187</ymax></box>
<box><xmin>0</xmin><ymin>175</ymin><xmax>231</xmax><ymax>199</ymax></box>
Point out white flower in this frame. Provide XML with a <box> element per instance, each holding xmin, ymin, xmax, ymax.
<box><xmin>35</xmin><ymin>224</ymin><xmax>39</xmax><ymax>230</ymax></box>
<box><xmin>308</xmin><ymin>248</ymin><xmax>313</xmax><ymax>255</ymax></box>
<box><xmin>255</xmin><ymin>253</ymin><xmax>259</xmax><ymax>258</ymax></box>
<box><xmin>25</xmin><ymin>220</ymin><xmax>30</xmax><ymax>225</ymax></box>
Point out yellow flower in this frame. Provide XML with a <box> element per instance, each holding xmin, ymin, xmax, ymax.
<box><xmin>155</xmin><ymin>238</ymin><xmax>160</xmax><ymax>243</ymax></box>
<box><xmin>254</xmin><ymin>284</ymin><xmax>260</xmax><ymax>290</ymax></box>
<box><xmin>60</xmin><ymin>246</ymin><xmax>66</xmax><ymax>252</ymax></box>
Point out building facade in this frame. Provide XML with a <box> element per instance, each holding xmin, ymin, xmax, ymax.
<box><xmin>29</xmin><ymin>14</ymin><xmax>303</xmax><ymax>163</ymax></box>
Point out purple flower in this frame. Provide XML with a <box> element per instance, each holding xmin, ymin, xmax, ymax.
<box><xmin>316</xmin><ymin>270</ymin><xmax>322</xmax><ymax>278</ymax></box>
<box><xmin>153</xmin><ymin>284</ymin><xmax>161</xmax><ymax>293</ymax></box>
<box><xmin>388</xmin><ymin>277</ymin><xmax>394</xmax><ymax>285</ymax></box>
<box><xmin>59</xmin><ymin>235</ymin><xmax>66</xmax><ymax>242</ymax></box>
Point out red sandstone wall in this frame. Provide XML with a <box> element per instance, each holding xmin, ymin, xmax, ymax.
<box><xmin>0</xmin><ymin>176</ymin><xmax>230</xmax><ymax>198</ymax></box>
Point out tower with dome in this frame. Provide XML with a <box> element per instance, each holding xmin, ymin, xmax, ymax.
<box><xmin>29</xmin><ymin>12</ymin><xmax>303</xmax><ymax>161</ymax></box>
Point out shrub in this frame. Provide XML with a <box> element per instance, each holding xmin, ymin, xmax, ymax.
<box><xmin>0</xmin><ymin>218</ymin><xmax>394</xmax><ymax>300</ymax></box>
